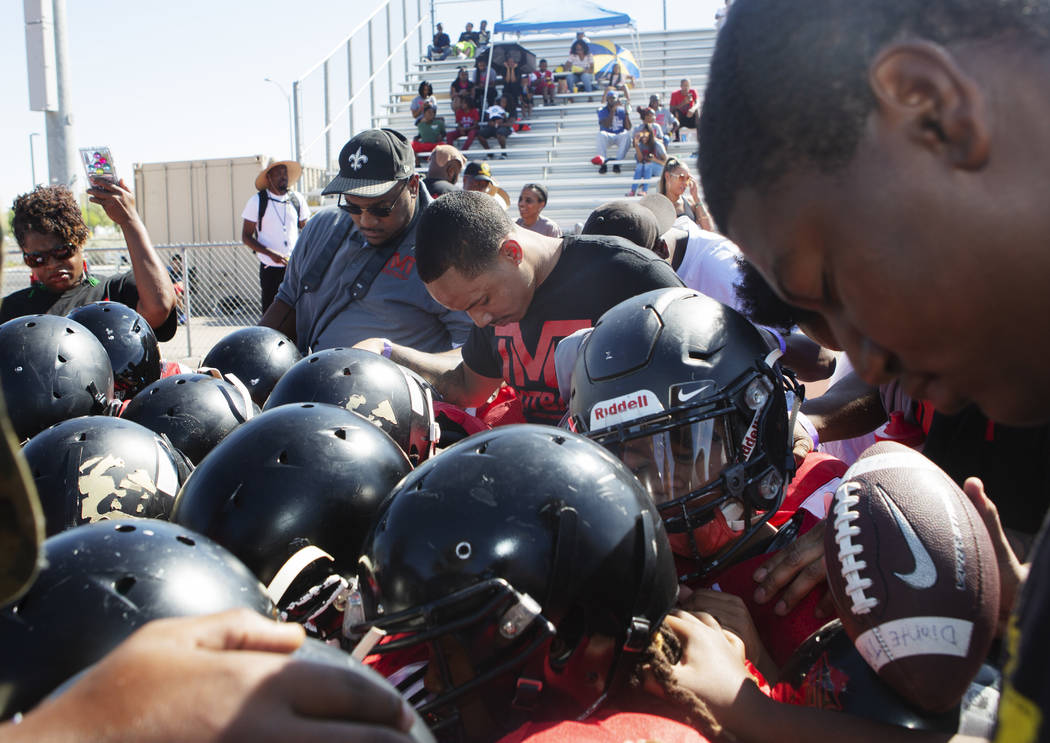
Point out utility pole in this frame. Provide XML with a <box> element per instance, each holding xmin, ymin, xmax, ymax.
<box><xmin>45</xmin><ymin>0</ymin><xmax>77</xmax><ymax>188</ymax></box>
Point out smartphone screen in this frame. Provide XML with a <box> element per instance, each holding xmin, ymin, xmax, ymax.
<box><xmin>80</xmin><ymin>147</ymin><xmax>117</xmax><ymax>184</ymax></box>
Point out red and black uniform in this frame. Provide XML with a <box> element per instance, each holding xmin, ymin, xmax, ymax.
<box><xmin>681</xmin><ymin>452</ymin><xmax>847</xmax><ymax>667</ymax></box>
<box><xmin>461</xmin><ymin>235</ymin><xmax>682</xmax><ymax>425</ymax></box>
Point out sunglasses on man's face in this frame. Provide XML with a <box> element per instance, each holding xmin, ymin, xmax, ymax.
<box><xmin>337</xmin><ymin>179</ymin><xmax>410</xmax><ymax>218</ymax></box>
<box><xmin>22</xmin><ymin>243</ymin><xmax>78</xmax><ymax>267</ymax></box>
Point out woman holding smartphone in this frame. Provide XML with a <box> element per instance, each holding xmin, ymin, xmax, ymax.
<box><xmin>2</xmin><ymin>182</ymin><xmax>176</xmax><ymax>337</ymax></box>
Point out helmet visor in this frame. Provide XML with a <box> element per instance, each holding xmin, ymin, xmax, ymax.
<box><xmin>608</xmin><ymin>415</ymin><xmax>732</xmax><ymax>509</ymax></box>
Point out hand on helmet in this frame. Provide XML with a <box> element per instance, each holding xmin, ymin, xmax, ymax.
<box><xmin>10</xmin><ymin>610</ymin><xmax>416</xmax><ymax>743</ymax></box>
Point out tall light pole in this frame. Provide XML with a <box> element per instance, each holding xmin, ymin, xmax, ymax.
<box><xmin>264</xmin><ymin>77</ymin><xmax>294</xmax><ymax>160</ymax></box>
<box><xmin>29</xmin><ymin>132</ymin><xmax>42</xmax><ymax>187</ymax></box>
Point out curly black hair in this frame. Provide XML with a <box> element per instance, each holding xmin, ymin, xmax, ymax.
<box><xmin>12</xmin><ymin>185</ymin><xmax>89</xmax><ymax>249</ymax></box>
<box><xmin>699</xmin><ymin>0</ymin><xmax>1050</xmax><ymax>232</ymax></box>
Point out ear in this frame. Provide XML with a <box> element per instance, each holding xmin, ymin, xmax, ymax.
<box><xmin>499</xmin><ymin>239</ymin><xmax>523</xmax><ymax>265</ymax></box>
<box><xmin>869</xmin><ymin>41</ymin><xmax>989</xmax><ymax>169</ymax></box>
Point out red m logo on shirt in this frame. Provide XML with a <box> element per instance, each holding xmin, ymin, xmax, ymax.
<box><xmin>382</xmin><ymin>252</ymin><xmax>415</xmax><ymax>280</ymax></box>
<box><xmin>495</xmin><ymin>319</ymin><xmax>591</xmax><ymax>389</ymax></box>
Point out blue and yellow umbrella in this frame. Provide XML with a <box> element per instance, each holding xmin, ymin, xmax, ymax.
<box><xmin>588</xmin><ymin>40</ymin><xmax>641</xmax><ymax>78</ymax></box>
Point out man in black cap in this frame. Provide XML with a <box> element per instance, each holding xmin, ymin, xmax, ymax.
<box><xmin>462</xmin><ymin>161</ymin><xmax>510</xmax><ymax>208</ymax></box>
<box><xmin>581</xmin><ymin>193</ymin><xmax>676</xmax><ymax>254</ymax></box>
<box><xmin>259</xmin><ymin>128</ymin><xmax>471</xmax><ymax>354</ymax></box>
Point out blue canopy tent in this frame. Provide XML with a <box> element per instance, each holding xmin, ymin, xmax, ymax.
<box><xmin>493</xmin><ymin>3</ymin><xmax>634</xmax><ymax>35</ymax></box>
<box><xmin>492</xmin><ymin>3</ymin><xmax>642</xmax><ymax>93</ymax></box>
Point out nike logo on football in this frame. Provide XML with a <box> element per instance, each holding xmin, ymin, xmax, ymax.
<box><xmin>880</xmin><ymin>484</ymin><xmax>937</xmax><ymax>589</ymax></box>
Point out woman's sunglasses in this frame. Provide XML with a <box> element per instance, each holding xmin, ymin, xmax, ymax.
<box><xmin>22</xmin><ymin>243</ymin><xmax>78</xmax><ymax>267</ymax></box>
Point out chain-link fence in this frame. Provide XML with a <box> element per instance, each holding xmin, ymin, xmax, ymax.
<box><xmin>2</xmin><ymin>238</ymin><xmax>263</xmax><ymax>364</ymax></box>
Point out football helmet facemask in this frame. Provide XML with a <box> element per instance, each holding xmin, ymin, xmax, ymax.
<box><xmin>568</xmin><ymin>288</ymin><xmax>800</xmax><ymax>580</ymax></box>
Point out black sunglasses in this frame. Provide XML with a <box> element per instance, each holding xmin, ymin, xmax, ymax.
<box><xmin>338</xmin><ymin>179</ymin><xmax>410</xmax><ymax>217</ymax></box>
<box><xmin>22</xmin><ymin>243</ymin><xmax>78</xmax><ymax>267</ymax></box>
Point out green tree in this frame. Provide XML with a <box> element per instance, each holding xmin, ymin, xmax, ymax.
<box><xmin>81</xmin><ymin>201</ymin><xmax>114</xmax><ymax>232</ymax></box>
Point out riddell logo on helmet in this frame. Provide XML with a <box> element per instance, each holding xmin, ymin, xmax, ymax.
<box><xmin>590</xmin><ymin>390</ymin><xmax>663</xmax><ymax>429</ymax></box>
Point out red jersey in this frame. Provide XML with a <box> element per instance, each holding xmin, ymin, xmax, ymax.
<box><xmin>498</xmin><ymin>708</ymin><xmax>711</xmax><ymax>743</ymax></box>
<box><xmin>529</xmin><ymin>69</ymin><xmax>554</xmax><ymax>91</ymax></box>
<box><xmin>682</xmin><ymin>452</ymin><xmax>846</xmax><ymax>667</ymax></box>
<box><xmin>456</xmin><ymin>107</ymin><xmax>480</xmax><ymax>130</ymax></box>
<box><xmin>670</xmin><ymin>88</ymin><xmax>698</xmax><ymax>111</ymax></box>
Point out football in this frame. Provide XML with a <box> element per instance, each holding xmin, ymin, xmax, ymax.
<box><xmin>823</xmin><ymin>441</ymin><xmax>999</xmax><ymax>713</ymax></box>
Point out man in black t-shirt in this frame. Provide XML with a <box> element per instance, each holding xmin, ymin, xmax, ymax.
<box><xmin>3</xmin><ymin>183</ymin><xmax>177</xmax><ymax>340</ymax></box>
<box><xmin>355</xmin><ymin>190</ymin><xmax>682</xmax><ymax>424</ymax></box>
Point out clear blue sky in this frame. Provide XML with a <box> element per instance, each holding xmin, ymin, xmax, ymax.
<box><xmin>1</xmin><ymin>0</ymin><xmax>717</xmax><ymax>216</ymax></box>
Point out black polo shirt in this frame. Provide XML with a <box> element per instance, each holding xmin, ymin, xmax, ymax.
<box><xmin>0</xmin><ymin>271</ymin><xmax>177</xmax><ymax>341</ymax></box>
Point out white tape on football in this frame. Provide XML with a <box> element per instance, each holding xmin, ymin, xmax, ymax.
<box><xmin>855</xmin><ymin>616</ymin><xmax>974</xmax><ymax>671</ymax></box>
<box><xmin>589</xmin><ymin>389</ymin><xmax>663</xmax><ymax>429</ymax></box>
<box><xmin>843</xmin><ymin>450</ymin><xmax>942</xmax><ymax>481</ymax></box>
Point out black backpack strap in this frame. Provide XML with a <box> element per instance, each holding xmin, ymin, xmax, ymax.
<box><xmin>256</xmin><ymin>189</ymin><xmax>267</xmax><ymax>231</ymax></box>
<box><xmin>288</xmin><ymin>191</ymin><xmax>301</xmax><ymax>222</ymax></box>
<box><xmin>306</xmin><ymin>239</ymin><xmax>398</xmax><ymax>351</ymax></box>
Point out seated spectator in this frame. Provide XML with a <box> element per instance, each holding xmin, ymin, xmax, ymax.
<box><xmin>516</xmin><ymin>183</ymin><xmax>561</xmax><ymax>237</ymax></box>
<box><xmin>411</xmin><ymin>105</ymin><xmax>446</xmax><ymax>163</ymax></box>
<box><xmin>591</xmin><ymin>90</ymin><xmax>631</xmax><ymax>173</ymax></box>
<box><xmin>462</xmin><ymin>161</ymin><xmax>510</xmax><ymax>208</ymax></box>
<box><xmin>453</xmin><ymin>21</ymin><xmax>478</xmax><ymax>58</ymax></box>
<box><xmin>564</xmin><ymin>39</ymin><xmax>595</xmax><ymax>96</ymax></box>
<box><xmin>629</xmin><ymin>112</ymin><xmax>667</xmax><ymax>196</ymax></box>
<box><xmin>410</xmin><ymin>80</ymin><xmax>436</xmax><ymax>124</ymax></box>
<box><xmin>427</xmin><ymin>22</ymin><xmax>451</xmax><ymax>60</ymax></box>
<box><xmin>669</xmin><ymin>78</ymin><xmax>700</xmax><ymax>138</ymax></box>
<box><xmin>647</xmin><ymin>93</ymin><xmax>678</xmax><ymax>144</ymax></box>
<box><xmin>530</xmin><ymin>59</ymin><xmax>557</xmax><ymax>106</ymax></box>
<box><xmin>3</xmin><ymin>183</ymin><xmax>176</xmax><ymax>338</ymax></box>
<box><xmin>472</xmin><ymin>58</ymin><xmax>498</xmax><ymax>109</ymax></box>
<box><xmin>458</xmin><ymin>21</ymin><xmax>479</xmax><ymax>45</ymax></box>
<box><xmin>449</xmin><ymin>66</ymin><xmax>473</xmax><ymax>102</ymax></box>
<box><xmin>478</xmin><ymin>100</ymin><xmax>512</xmax><ymax>159</ymax></box>
<box><xmin>659</xmin><ymin>156</ymin><xmax>710</xmax><ymax>226</ymax></box>
<box><xmin>423</xmin><ymin>144</ymin><xmax>466</xmax><ymax>197</ymax></box>
<box><xmin>602</xmin><ymin>61</ymin><xmax>633</xmax><ymax>104</ymax></box>
<box><xmin>446</xmin><ymin>94</ymin><xmax>481</xmax><ymax>151</ymax></box>
<box><xmin>476</xmin><ymin>19</ymin><xmax>491</xmax><ymax>54</ymax></box>
<box><xmin>502</xmin><ymin>54</ymin><xmax>531</xmax><ymax>120</ymax></box>
<box><xmin>633</xmin><ymin>105</ymin><xmax>667</xmax><ymax>148</ymax></box>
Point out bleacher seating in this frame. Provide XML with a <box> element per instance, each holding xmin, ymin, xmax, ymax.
<box><xmin>377</xmin><ymin>28</ymin><xmax>716</xmax><ymax>231</ymax></box>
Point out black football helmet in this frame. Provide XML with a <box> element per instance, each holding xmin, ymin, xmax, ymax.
<box><xmin>264</xmin><ymin>347</ymin><xmax>439</xmax><ymax>464</ymax></box>
<box><xmin>171</xmin><ymin>403</ymin><xmax>412</xmax><ymax>606</ymax></box>
<box><xmin>200</xmin><ymin>326</ymin><xmax>302</xmax><ymax>407</ymax></box>
<box><xmin>67</xmin><ymin>301</ymin><xmax>161</xmax><ymax>399</ymax></box>
<box><xmin>568</xmin><ymin>288</ymin><xmax>799</xmax><ymax>580</ymax></box>
<box><xmin>0</xmin><ymin>315</ymin><xmax>113</xmax><ymax>441</ymax></box>
<box><xmin>122</xmin><ymin>373</ymin><xmax>259</xmax><ymax>464</ymax></box>
<box><xmin>21</xmin><ymin>415</ymin><xmax>192</xmax><ymax>536</ymax></box>
<box><xmin>348</xmin><ymin>424</ymin><xmax>678</xmax><ymax>741</ymax></box>
<box><xmin>0</xmin><ymin>519</ymin><xmax>272</xmax><ymax>718</ymax></box>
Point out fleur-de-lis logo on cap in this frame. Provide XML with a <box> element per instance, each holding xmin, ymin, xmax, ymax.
<box><xmin>347</xmin><ymin>146</ymin><xmax>369</xmax><ymax>171</ymax></box>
